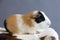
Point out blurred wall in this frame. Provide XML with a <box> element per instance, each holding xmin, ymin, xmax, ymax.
<box><xmin>0</xmin><ymin>0</ymin><xmax>60</xmax><ymax>38</ymax></box>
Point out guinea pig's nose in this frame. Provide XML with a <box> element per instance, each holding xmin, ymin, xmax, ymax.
<box><xmin>46</xmin><ymin>21</ymin><xmax>51</xmax><ymax>26</ymax></box>
<box><xmin>47</xmin><ymin>23</ymin><xmax>50</xmax><ymax>25</ymax></box>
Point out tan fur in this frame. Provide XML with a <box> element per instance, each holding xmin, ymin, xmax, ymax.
<box><xmin>22</xmin><ymin>12</ymin><xmax>34</xmax><ymax>27</ymax></box>
<box><xmin>6</xmin><ymin>14</ymin><xmax>19</xmax><ymax>34</ymax></box>
<box><xmin>5</xmin><ymin>11</ymin><xmax>40</xmax><ymax>34</ymax></box>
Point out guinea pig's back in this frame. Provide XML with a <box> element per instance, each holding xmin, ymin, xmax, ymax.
<box><xmin>4</xmin><ymin>14</ymin><xmax>22</xmax><ymax>34</ymax></box>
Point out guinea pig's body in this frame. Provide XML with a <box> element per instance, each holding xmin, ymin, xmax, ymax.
<box><xmin>4</xmin><ymin>12</ymin><xmax>36</xmax><ymax>34</ymax></box>
<box><xmin>4</xmin><ymin>11</ymin><xmax>51</xmax><ymax>34</ymax></box>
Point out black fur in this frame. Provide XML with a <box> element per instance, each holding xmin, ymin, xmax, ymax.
<box><xmin>4</xmin><ymin>19</ymin><xmax>11</xmax><ymax>33</ymax></box>
<box><xmin>35</xmin><ymin>11</ymin><xmax>45</xmax><ymax>23</ymax></box>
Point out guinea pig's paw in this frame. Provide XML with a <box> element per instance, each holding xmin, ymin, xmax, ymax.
<box><xmin>39</xmin><ymin>35</ymin><xmax>59</xmax><ymax>40</ymax></box>
<box><xmin>41</xmin><ymin>36</ymin><xmax>57</xmax><ymax>40</ymax></box>
<box><xmin>46</xmin><ymin>36</ymin><xmax>59</xmax><ymax>40</ymax></box>
<box><xmin>0</xmin><ymin>27</ymin><xmax>6</xmax><ymax>31</ymax></box>
<box><xmin>0</xmin><ymin>27</ymin><xmax>8</xmax><ymax>34</ymax></box>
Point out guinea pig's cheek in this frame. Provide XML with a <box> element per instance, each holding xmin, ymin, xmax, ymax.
<box><xmin>40</xmin><ymin>21</ymin><xmax>50</xmax><ymax>28</ymax></box>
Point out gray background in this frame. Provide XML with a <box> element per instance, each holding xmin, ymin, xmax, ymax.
<box><xmin>0</xmin><ymin>0</ymin><xmax>60</xmax><ymax>39</ymax></box>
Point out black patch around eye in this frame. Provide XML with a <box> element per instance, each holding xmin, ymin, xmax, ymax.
<box><xmin>35</xmin><ymin>11</ymin><xmax>45</xmax><ymax>23</ymax></box>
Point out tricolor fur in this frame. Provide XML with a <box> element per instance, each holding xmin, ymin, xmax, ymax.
<box><xmin>4</xmin><ymin>10</ymin><xmax>51</xmax><ymax>34</ymax></box>
<box><xmin>1</xmin><ymin>10</ymin><xmax>59</xmax><ymax>40</ymax></box>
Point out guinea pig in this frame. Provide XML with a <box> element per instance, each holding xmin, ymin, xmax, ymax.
<box><xmin>4</xmin><ymin>10</ymin><xmax>51</xmax><ymax>34</ymax></box>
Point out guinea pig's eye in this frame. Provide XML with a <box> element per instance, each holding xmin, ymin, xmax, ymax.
<box><xmin>36</xmin><ymin>14</ymin><xmax>40</xmax><ymax>18</ymax></box>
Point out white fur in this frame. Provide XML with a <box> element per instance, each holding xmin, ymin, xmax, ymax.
<box><xmin>33</xmin><ymin>11</ymin><xmax>59</xmax><ymax>40</ymax></box>
<box><xmin>13</xmin><ymin>28</ymin><xmax>59</xmax><ymax>40</ymax></box>
<box><xmin>0</xmin><ymin>27</ymin><xmax>8</xmax><ymax>34</ymax></box>
<box><xmin>33</xmin><ymin>10</ymin><xmax>38</xmax><ymax>14</ymax></box>
<box><xmin>33</xmin><ymin>11</ymin><xmax>51</xmax><ymax>31</ymax></box>
<box><xmin>0</xmin><ymin>27</ymin><xmax>6</xmax><ymax>31</ymax></box>
<box><xmin>36</xmin><ymin>28</ymin><xmax>59</xmax><ymax>40</ymax></box>
<box><xmin>16</xmin><ymin>14</ymin><xmax>35</xmax><ymax>34</ymax></box>
<box><xmin>16</xmin><ymin>14</ymin><xmax>24</xmax><ymax>34</ymax></box>
<box><xmin>13</xmin><ymin>34</ymin><xmax>39</xmax><ymax>40</ymax></box>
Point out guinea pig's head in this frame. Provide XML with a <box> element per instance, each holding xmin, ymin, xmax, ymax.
<box><xmin>31</xmin><ymin>10</ymin><xmax>51</xmax><ymax>29</ymax></box>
